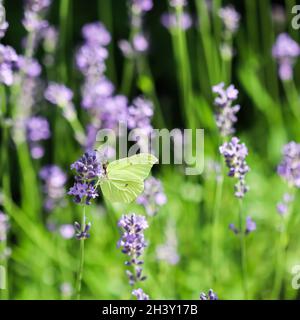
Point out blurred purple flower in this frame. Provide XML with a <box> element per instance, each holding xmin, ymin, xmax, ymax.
<box><xmin>245</xmin><ymin>216</ymin><xmax>256</xmax><ymax>234</ymax></box>
<box><xmin>161</xmin><ymin>12</ymin><xmax>192</xmax><ymax>30</ymax></box>
<box><xmin>22</xmin><ymin>10</ymin><xmax>48</xmax><ymax>33</ymax></box>
<box><xmin>229</xmin><ymin>216</ymin><xmax>256</xmax><ymax>235</ymax></box>
<box><xmin>128</xmin><ymin>97</ymin><xmax>154</xmax><ymax>133</ymax></box>
<box><xmin>0</xmin><ymin>44</ymin><xmax>18</xmax><ymax>86</ymax></box>
<box><xmin>40</xmin><ymin>165</ymin><xmax>67</xmax><ymax>211</ymax></box>
<box><xmin>41</xmin><ymin>25</ymin><xmax>58</xmax><ymax>53</ymax></box>
<box><xmin>45</xmin><ymin>82</ymin><xmax>73</xmax><ymax>107</ymax></box>
<box><xmin>137</xmin><ymin>177</ymin><xmax>167</xmax><ymax>216</ymax></box>
<box><xmin>132</xmin><ymin>0</ymin><xmax>153</xmax><ymax>13</ymax></box>
<box><xmin>277</xmin><ymin>141</ymin><xmax>300</xmax><ymax>187</ymax></box>
<box><xmin>82</xmin><ymin>22</ymin><xmax>111</xmax><ymax>46</ymax></box>
<box><xmin>59</xmin><ymin>224</ymin><xmax>75</xmax><ymax>239</ymax></box>
<box><xmin>133</xmin><ymin>34</ymin><xmax>149</xmax><ymax>52</ymax></box>
<box><xmin>220</xmin><ymin>137</ymin><xmax>249</xmax><ymax>198</ymax></box>
<box><xmin>272</xmin><ymin>33</ymin><xmax>300</xmax><ymax>81</ymax></box>
<box><xmin>219</xmin><ymin>5</ymin><xmax>240</xmax><ymax>34</ymax></box>
<box><xmin>17</xmin><ymin>56</ymin><xmax>41</xmax><ymax>77</ymax></box>
<box><xmin>25</xmin><ymin>0</ymin><xmax>52</xmax><ymax>13</ymax></box>
<box><xmin>26</xmin><ymin>116</ymin><xmax>50</xmax><ymax>142</ymax></box>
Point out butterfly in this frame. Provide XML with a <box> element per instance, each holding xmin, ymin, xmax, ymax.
<box><xmin>100</xmin><ymin>153</ymin><xmax>158</xmax><ymax>203</ymax></box>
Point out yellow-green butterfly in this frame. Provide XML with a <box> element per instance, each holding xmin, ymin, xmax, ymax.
<box><xmin>100</xmin><ymin>153</ymin><xmax>158</xmax><ymax>203</ymax></box>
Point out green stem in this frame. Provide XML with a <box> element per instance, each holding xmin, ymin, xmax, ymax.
<box><xmin>272</xmin><ymin>188</ymin><xmax>295</xmax><ymax>299</ymax></box>
<box><xmin>76</xmin><ymin>205</ymin><xmax>86</xmax><ymax>300</ymax></box>
<box><xmin>238</xmin><ymin>199</ymin><xmax>248</xmax><ymax>299</ymax></box>
<box><xmin>211</xmin><ymin>173</ymin><xmax>224</xmax><ymax>285</ymax></box>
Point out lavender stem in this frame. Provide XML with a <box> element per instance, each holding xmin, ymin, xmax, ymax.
<box><xmin>76</xmin><ymin>205</ymin><xmax>86</xmax><ymax>300</ymax></box>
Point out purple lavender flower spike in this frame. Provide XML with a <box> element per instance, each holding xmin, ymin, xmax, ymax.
<box><xmin>74</xmin><ymin>221</ymin><xmax>91</xmax><ymax>240</ymax></box>
<box><xmin>26</xmin><ymin>116</ymin><xmax>51</xmax><ymax>142</ymax></box>
<box><xmin>0</xmin><ymin>44</ymin><xmax>18</xmax><ymax>86</ymax></box>
<box><xmin>132</xmin><ymin>0</ymin><xmax>153</xmax><ymax>13</ymax></box>
<box><xmin>220</xmin><ymin>137</ymin><xmax>249</xmax><ymax>198</ymax></box>
<box><xmin>161</xmin><ymin>12</ymin><xmax>192</xmax><ymax>30</ymax></box>
<box><xmin>44</xmin><ymin>82</ymin><xmax>73</xmax><ymax>107</ymax></box>
<box><xmin>127</xmin><ymin>96</ymin><xmax>154</xmax><ymax>134</ymax></box>
<box><xmin>200</xmin><ymin>289</ymin><xmax>218</xmax><ymax>300</ymax></box>
<box><xmin>17</xmin><ymin>56</ymin><xmax>42</xmax><ymax>78</ymax></box>
<box><xmin>132</xmin><ymin>288</ymin><xmax>150</xmax><ymax>300</ymax></box>
<box><xmin>219</xmin><ymin>5</ymin><xmax>240</xmax><ymax>34</ymax></box>
<box><xmin>39</xmin><ymin>165</ymin><xmax>66</xmax><ymax>211</ymax></box>
<box><xmin>82</xmin><ymin>22</ymin><xmax>111</xmax><ymax>46</ymax></box>
<box><xmin>68</xmin><ymin>151</ymin><xmax>103</xmax><ymax>205</ymax></box>
<box><xmin>118</xmin><ymin>214</ymin><xmax>149</xmax><ymax>286</ymax></box>
<box><xmin>272</xmin><ymin>33</ymin><xmax>300</xmax><ymax>81</ymax></box>
<box><xmin>212</xmin><ymin>82</ymin><xmax>240</xmax><ymax>137</ymax></box>
<box><xmin>245</xmin><ymin>216</ymin><xmax>256</xmax><ymax>234</ymax></box>
<box><xmin>25</xmin><ymin>0</ymin><xmax>52</xmax><ymax>13</ymax></box>
<box><xmin>277</xmin><ymin>141</ymin><xmax>300</xmax><ymax>187</ymax></box>
<box><xmin>137</xmin><ymin>177</ymin><xmax>167</xmax><ymax>216</ymax></box>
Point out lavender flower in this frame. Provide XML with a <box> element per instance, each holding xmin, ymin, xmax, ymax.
<box><xmin>25</xmin><ymin>0</ymin><xmax>52</xmax><ymax>13</ymax></box>
<box><xmin>170</xmin><ymin>0</ymin><xmax>187</xmax><ymax>7</ymax></box>
<box><xmin>26</xmin><ymin>116</ymin><xmax>50</xmax><ymax>141</ymax></box>
<box><xmin>132</xmin><ymin>0</ymin><xmax>153</xmax><ymax>13</ymax></box>
<box><xmin>0</xmin><ymin>212</ymin><xmax>9</xmax><ymax>242</ymax></box>
<box><xmin>0</xmin><ymin>2</ymin><xmax>8</xmax><ymax>39</ymax></box>
<box><xmin>277</xmin><ymin>142</ymin><xmax>300</xmax><ymax>187</ymax></box>
<box><xmin>128</xmin><ymin>97</ymin><xmax>154</xmax><ymax>134</ymax></box>
<box><xmin>70</xmin><ymin>151</ymin><xmax>103</xmax><ymax>180</ymax></box>
<box><xmin>132</xmin><ymin>288</ymin><xmax>150</xmax><ymax>300</ymax></box>
<box><xmin>229</xmin><ymin>216</ymin><xmax>256</xmax><ymax>235</ymax></box>
<box><xmin>81</xmin><ymin>22</ymin><xmax>111</xmax><ymax>46</ymax></box>
<box><xmin>200</xmin><ymin>289</ymin><xmax>218</xmax><ymax>300</ymax></box>
<box><xmin>212</xmin><ymin>82</ymin><xmax>240</xmax><ymax>137</ymax></box>
<box><xmin>0</xmin><ymin>44</ymin><xmax>18</xmax><ymax>86</ymax></box>
<box><xmin>17</xmin><ymin>56</ymin><xmax>41</xmax><ymax>78</ymax></box>
<box><xmin>74</xmin><ymin>221</ymin><xmax>91</xmax><ymax>240</ymax></box>
<box><xmin>44</xmin><ymin>82</ymin><xmax>73</xmax><ymax>107</ymax></box>
<box><xmin>137</xmin><ymin>177</ymin><xmax>167</xmax><ymax>216</ymax></box>
<box><xmin>39</xmin><ymin>165</ymin><xmax>66</xmax><ymax>211</ymax></box>
<box><xmin>132</xmin><ymin>34</ymin><xmax>149</xmax><ymax>53</ymax></box>
<box><xmin>272</xmin><ymin>33</ymin><xmax>300</xmax><ymax>81</ymax></box>
<box><xmin>41</xmin><ymin>25</ymin><xmax>58</xmax><ymax>53</ymax></box>
<box><xmin>161</xmin><ymin>12</ymin><xmax>192</xmax><ymax>30</ymax></box>
<box><xmin>68</xmin><ymin>151</ymin><xmax>103</xmax><ymax>205</ymax></box>
<box><xmin>218</xmin><ymin>5</ymin><xmax>240</xmax><ymax>34</ymax></box>
<box><xmin>245</xmin><ymin>216</ymin><xmax>256</xmax><ymax>234</ymax></box>
<box><xmin>156</xmin><ymin>221</ymin><xmax>179</xmax><ymax>265</ymax></box>
<box><xmin>59</xmin><ymin>224</ymin><xmax>75</xmax><ymax>239</ymax></box>
<box><xmin>22</xmin><ymin>10</ymin><xmax>48</xmax><ymax>33</ymax></box>
<box><xmin>220</xmin><ymin>137</ymin><xmax>249</xmax><ymax>198</ymax></box>
<box><xmin>118</xmin><ymin>213</ymin><xmax>148</xmax><ymax>286</ymax></box>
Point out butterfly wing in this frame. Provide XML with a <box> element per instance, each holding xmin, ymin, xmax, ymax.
<box><xmin>100</xmin><ymin>153</ymin><xmax>158</xmax><ymax>203</ymax></box>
